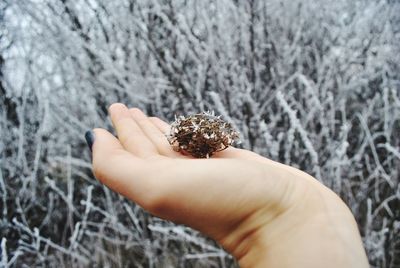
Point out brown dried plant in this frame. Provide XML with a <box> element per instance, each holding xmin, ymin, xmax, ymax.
<box><xmin>166</xmin><ymin>112</ymin><xmax>240</xmax><ymax>158</ymax></box>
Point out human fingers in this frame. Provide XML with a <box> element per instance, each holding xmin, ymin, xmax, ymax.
<box><xmin>108</xmin><ymin>103</ymin><xmax>158</xmax><ymax>158</ymax></box>
<box><xmin>129</xmin><ymin>109</ymin><xmax>182</xmax><ymax>157</ymax></box>
<box><xmin>90</xmin><ymin>128</ymin><xmax>163</xmax><ymax>205</ymax></box>
<box><xmin>149</xmin><ymin>116</ymin><xmax>170</xmax><ymax>134</ymax></box>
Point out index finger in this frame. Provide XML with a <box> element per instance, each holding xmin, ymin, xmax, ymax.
<box><xmin>109</xmin><ymin>103</ymin><xmax>159</xmax><ymax>158</ymax></box>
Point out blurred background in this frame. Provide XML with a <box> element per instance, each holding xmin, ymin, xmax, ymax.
<box><xmin>1</xmin><ymin>0</ymin><xmax>399</xmax><ymax>267</ymax></box>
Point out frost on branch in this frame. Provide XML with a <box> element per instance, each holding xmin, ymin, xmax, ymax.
<box><xmin>1</xmin><ymin>0</ymin><xmax>399</xmax><ymax>267</ymax></box>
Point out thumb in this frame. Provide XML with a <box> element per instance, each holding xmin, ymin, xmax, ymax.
<box><xmin>86</xmin><ymin>128</ymin><xmax>157</xmax><ymax>207</ymax></box>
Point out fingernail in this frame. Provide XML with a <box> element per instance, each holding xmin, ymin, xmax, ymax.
<box><xmin>85</xmin><ymin>130</ymin><xmax>95</xmax><ymax>152</ymax></box>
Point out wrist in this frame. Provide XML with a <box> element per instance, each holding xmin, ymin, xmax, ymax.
<box><xmin>234</xmin><ymin>183</ymin><xmax>369</xmax><ymax>267</ymax></box>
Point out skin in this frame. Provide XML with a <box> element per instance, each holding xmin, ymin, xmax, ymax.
<box><xmin>89</xmin><ymin>103</ymin><xmax>369</xmax><ymax>268</ymax></box>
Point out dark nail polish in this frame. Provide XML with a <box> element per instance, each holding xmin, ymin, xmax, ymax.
<box><xmin>85</xmin><ymin>130</ymin><xmax>95</xmax><ymax>152</ymax></box>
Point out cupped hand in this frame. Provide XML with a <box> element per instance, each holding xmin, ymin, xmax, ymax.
<box><xmin>88</xmin><ymin>103</ymin><xmax>369</xmax><ymax>268</ymax></box>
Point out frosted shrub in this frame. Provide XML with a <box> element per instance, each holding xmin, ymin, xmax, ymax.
<box><xmin>1</xmin><ymin>0</ymin><xmax>399</xmax><ymax>267</ymax></box>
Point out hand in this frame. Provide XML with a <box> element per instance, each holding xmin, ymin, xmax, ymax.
<box><xmin>86</xmin><ymin>103</ymin><xmax>369</xmax><ymax>268</ymax></box>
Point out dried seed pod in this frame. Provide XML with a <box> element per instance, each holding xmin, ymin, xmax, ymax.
<box><xmin>166</xmin><ymin>112</ymin><xmax>240</xmax><ymax>158</ymax></box>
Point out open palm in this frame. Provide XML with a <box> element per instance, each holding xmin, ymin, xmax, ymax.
<box><xmin>89</xmin><ymin>103</ymin><xmax>368</xmax><ymax>267</ymax></box>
